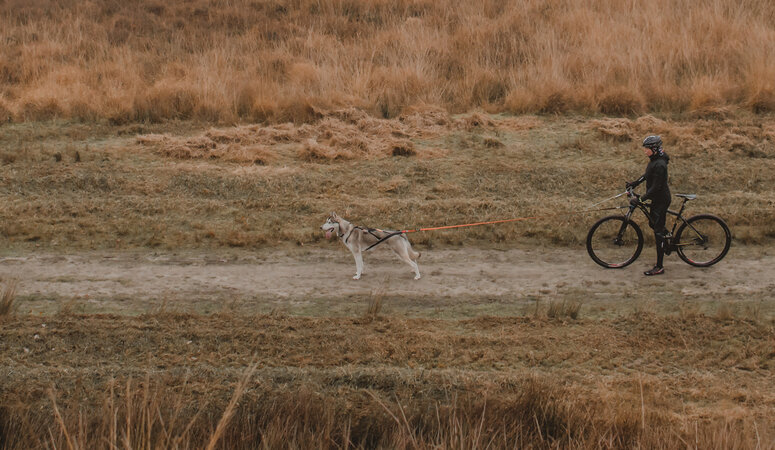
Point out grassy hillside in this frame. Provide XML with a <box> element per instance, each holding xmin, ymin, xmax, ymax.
<box><xmin>1</xmin><ymin>0</ymin><xmax>774</xmax><ymax>123</ymax></box>
<box><xmin>0</xmin><ymin>112</ymin><xmax>772</xmax><ymax>251</ymax></box>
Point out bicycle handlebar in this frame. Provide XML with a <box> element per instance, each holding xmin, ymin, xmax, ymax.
<box><xmin>625</xmin><ymin>186</ymin><xmax>651</xmax><ymax>209</ymax></box>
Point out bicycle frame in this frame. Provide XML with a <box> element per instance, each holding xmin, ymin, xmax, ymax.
<box><xmin>621</xmin><ymin>196</ymin><xmax>705</xmax><ymax>248</ymax></box>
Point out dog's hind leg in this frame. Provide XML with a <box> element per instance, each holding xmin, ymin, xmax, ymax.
<box><xmin>394</xmin><ymin>244</ymin><xmax>421</xmax><ymax>280</ymax></box>
<box><xmin>409</xmin><ymin>259</ymin><xmax>421</xmax><ymax>280</ymax></box>
<box><xmin>353</xmin><ymin>250</ymin><xmax>364</xmax><ymax>280</ymax></box>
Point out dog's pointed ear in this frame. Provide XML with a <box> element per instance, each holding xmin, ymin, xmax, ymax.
<box><xmin>331</xmin><ymin>212</ymin><xmax>338</xmax><ymax>219</ymax></box>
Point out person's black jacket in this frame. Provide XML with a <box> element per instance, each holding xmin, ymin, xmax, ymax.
<box><xmin>633</xmin><ymin>153</ymin><xmax>670</xmax><ymax>204</ymax></box>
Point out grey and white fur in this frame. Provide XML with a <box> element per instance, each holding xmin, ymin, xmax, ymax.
<box><xmin>321</xmin><ymin>212</ymin><xmax>421</xmax><ymax>280</ymax></box>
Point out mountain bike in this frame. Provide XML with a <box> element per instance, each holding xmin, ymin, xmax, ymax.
<box><xmin>586</xmin><ymin>188</ymin><xmax>731</xmax><ymax>268</ymax></box>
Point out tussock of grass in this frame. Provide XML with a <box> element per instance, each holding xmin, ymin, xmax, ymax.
<box><xmin>362</xmin><ymin>281</ymin><xmax>388</xmax><ymax>323</ymax></box>
<box><xmin>0</xmin><ymin>280</ymin><xmax>17</xmax><ymax>317</ymax></box>
<box><xmin>715</xmin><ymin>303</ymin><xmax>735</xmax><ymax>320</ymax></box>
<box><xmin>546</xmin><ymin>300</ymin><xmax>582</xmax><ymax>320</ymax></box>
<box><xmin>299</xmin><ymin>138</ymin><xmax>356</xmax><ymax>162</ymax></box>
<box><xmin>390</xmin><ymin>141</ymin><xmax>416</xmax><ymax>157</ymax></box>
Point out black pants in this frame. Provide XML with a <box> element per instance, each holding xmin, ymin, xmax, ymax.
<box><xmin>649</xmin><ymin>198</ymin><xmax>671</xmax><ymax>267</ymax></box>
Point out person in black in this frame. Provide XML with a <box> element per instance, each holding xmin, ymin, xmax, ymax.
<box><xmin>626</xmin><ymin>135</ymin><xmax>671</xmax><ymax>276</ymax></box>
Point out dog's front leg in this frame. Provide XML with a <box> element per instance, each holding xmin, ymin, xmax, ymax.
<box><xmin>353</xmin><ymin>251</ymin><xmax>364</xmax><ymax>280</ymax></box>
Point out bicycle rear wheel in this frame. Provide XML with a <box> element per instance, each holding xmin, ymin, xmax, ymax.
<box><xmin>586</xmin><ymin>216</ymin><xmax>644</xmax><ymax>268</ymax></box>
<box><xmin>675</xmin><ymin>214</ymin><xmax>731</xmax><ymax>267</ymax></box>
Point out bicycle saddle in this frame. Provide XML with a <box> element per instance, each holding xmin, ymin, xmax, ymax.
<box><xmin>676</xmin><ymin>193</ymin><xmax>697</xmax><ymax>200</ymax></box>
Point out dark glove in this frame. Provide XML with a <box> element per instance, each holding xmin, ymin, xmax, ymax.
<box><xmin>625</xmin><ymin>180</ymin><xmax>635</xmax><ymax>189</ymax></box>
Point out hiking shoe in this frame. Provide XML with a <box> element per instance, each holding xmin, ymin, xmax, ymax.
<box><xmin>644</xmin><ymin>266</ymin><xmax>665</xmax><ymax>276</ymax></box>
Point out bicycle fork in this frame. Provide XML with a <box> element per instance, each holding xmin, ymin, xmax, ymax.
<box><xmin>613</xmin><ymin>207</ymin><xmax>636</xmax><ymax>246</ymax></box>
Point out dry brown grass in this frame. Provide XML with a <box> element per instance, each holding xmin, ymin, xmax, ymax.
<box><xmin>1</xmin><ymin>113</ymin><xmax>773</xmax><ymax>251</ymax></box>
<box><xmin>546</xmin><ymin>299</ymin><xmax>582</xmax><ymax>320</ymax></box>
<box><xmin>0</xmin><ymin>313</ymin><xmax>772</xmax><ymax>448</ymax></box>
<box><xmin>0</xmin><ymin>280</ymin><xmax>18</xmax><ymax>317</ymax></box>
<box><xmin>1</xmin><ymin>0</ymin><xmax>774</xmax><ymax>123</ymax></box>
<box><xmin>361</xmin><ymin>280</ymin><xmax>388</xmax><ymax>323</ymax></box>
<box><xmin>137</xmin><ymin>106</ymin><xmax>465</xmax><ymax>162</ymax></box>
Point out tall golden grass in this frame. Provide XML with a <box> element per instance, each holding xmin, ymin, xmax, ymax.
<box><xmin>1</xmin><ymin>0</ymin><xmax>774</xmax><ymax>123</ymax></box>
<box><xmin>0</xmin><ymin>280</ymin><xmax>18</xmax><ymax>317</ymax></box>
<box><xmin>1</xmin><ymin>312</ymin><xmax>773</xmax><ymax>448</ymax></box>
<box><xmin>6</xmin><ymin>377</ymin><xmax>767</xmax><ymax>449</ymax></box>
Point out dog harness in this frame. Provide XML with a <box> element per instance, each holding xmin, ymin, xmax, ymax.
<box><xmin>342</xmin><ymin>225</ymin><xmax>404</xmax><ymax>251</ymax></box>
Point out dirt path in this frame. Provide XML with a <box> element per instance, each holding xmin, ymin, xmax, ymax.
<box><xmin>2</xmin><ymin>246</ymin><xmax>773</xmax><ymax>313</ymax></box>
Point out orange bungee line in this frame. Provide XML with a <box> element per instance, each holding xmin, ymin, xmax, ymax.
<box><xmin>393</xmin><ymin>190</ymin><xmax>631</xmax><ymax>233</ymax></box>
<box><xmin>397</xmin><ymin>206</ymin><xmax>623</xmax><ymax>234</ymax></box>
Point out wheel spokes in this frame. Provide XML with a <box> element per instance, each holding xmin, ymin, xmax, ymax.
<box><xmin>591</xmin><ymin>219</ymin><xmax>639</xmax><ymax>266</ymax></box>
<box><xmin>680</xmin><ymin>220</ymin><xmax>726</xmax><ymax>264</ymax></box>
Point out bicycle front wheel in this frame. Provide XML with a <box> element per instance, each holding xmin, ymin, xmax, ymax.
<box><xmin>675</xmin><ymin>214</ymin><xmax>731</xmax><ymax>267</ymax></box>
<box><xmin>586</xmin><ymin>216</ymin><xmax>644</xmax><ymax>268</ymax></box>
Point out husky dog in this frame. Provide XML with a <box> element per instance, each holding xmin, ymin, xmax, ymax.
<box><xmin>321</xmin><ymin>212</ymin><xmax>421</xmax><ymax>280</ymax></box>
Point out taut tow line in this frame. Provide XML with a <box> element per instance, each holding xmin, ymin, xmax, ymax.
<box><xmin>398</xmin><ymin>206</ymin><xmax>623</xmax><ymax>234</ymax></box>
<box><xmin>362</xmin><ymin>191</ymin><xmax>629</xmax><ymax>251</ymax></box>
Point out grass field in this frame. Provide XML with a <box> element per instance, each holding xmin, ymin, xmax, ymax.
<box><xmin>1</xmin><ymin>0</ymin><xmax>774</xmax><ymax>123</ymax></box>
<box><xmin>1</xmin><ymin>312</ymin><xmax>773</xmax><ymax>448</ymax></box>
<box><xmin>1</xmin><ymin>111</ymin><xmax>774</xmax><ymax>449</ymax></box>
<box><xmin>2</xmin><ymin>108</ymin><xmax>775</xmax><ymax>450</ymax></box>
<box><xmin>1</xmin><ymin>111</ymin><xmax>773</xmax><ymax>252</ymax></box>
<box><xmin>2</xmin><ymin>0</ymin><xmax>775</xmax><ymax>448</ymax></box>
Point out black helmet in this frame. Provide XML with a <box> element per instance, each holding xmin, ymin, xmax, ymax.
<box><xmin>642</xmin><ymin>135</ymin><xmax>662</xmax><ymax>151</ymax></box>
